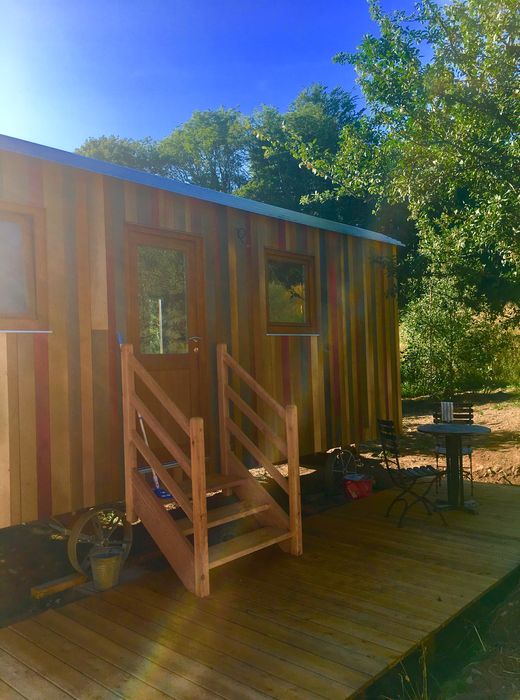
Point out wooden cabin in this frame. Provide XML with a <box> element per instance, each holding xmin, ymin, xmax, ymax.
<box><xmin>0</xmin><ymin>134</ymin><xmax>402</xmax><ymax>594</ymax></box>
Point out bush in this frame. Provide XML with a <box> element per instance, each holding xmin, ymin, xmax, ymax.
<box><xmin>400</xmin><ymin>277</ymin><xmax>515</xmax><ymax>398</ymax></box>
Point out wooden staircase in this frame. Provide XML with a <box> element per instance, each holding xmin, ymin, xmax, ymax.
<box><xmin>121</xmin><ymin>343</ymin><xmax>302</xmax><ymax>598</ymax></box>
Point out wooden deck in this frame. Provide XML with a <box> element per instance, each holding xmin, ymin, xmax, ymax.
<box><xmin>2</xmin><ymin>482</ymin><xmax>520</xmax><ymax>699</ymax></box>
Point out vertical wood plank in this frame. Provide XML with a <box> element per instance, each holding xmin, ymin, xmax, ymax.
<box><xmin>363</xmin><ymin>243</ymin><xmax>376</xmax><ymax>438</ymax></box>
<box><xmin>88</xmin><ymin>174</ymin><xmax>108</xmax><ymax>331</ymax></box>
<box><xmin>285</xmin><ymin>404</ymin><xmax>302</xmax><ymax>556</ymax></box>
<box><xmin>0</xmin><ymin>334</ymin><xmax>11</xmax><ymax>526</ymax></box>
<box><xmin>310</xmin><ymin>335</ymin><xmax>324</xmax><ymax>452</ymax></box>
<box><xmin>17</xmin><ymin>336</ymin><xmax>37</xmax><ymax>522</ymax></box>
<box><xmin>227</xmin><ymin>220</ymin><xmax>240</xmax><ymax>358</ymax></box>
<box><xmin>63</xmin><ymin>174</ymin><xmax>83</xmax><ymax>512</ymax></box>
<box><xmin>44</xmin><ymin>163</ymin><xmax>72</xmax><ymax>515</ymax></box>
<box><xmin>104</xmin><ymin>179</ymin><xmax>125</xmax><ymax>503</ymax></box>
<box><xmin>76</xmin><ymin>175</ymin><xmax>96</xmax><ymax>506</ymax></box>
<box><xmin>190</xmin><ymin>416</ymin><xmax>209</xmax><ymax>597</ymax></box>
<box><xmin>120</xmin><ymin>344</ymin><xmax>137</xmax><ymax>522</ymax></box>
<box><xmin>392</xmin><ymin>249</ymin><xmax>403</xmax><ymax>428</ymax></box>
<box><xmin>7</xmin><ymin>336</ymin><xmax>21</xmax><ymax>524</ymax></box>
<box><xmin>34</xmin><ymin>334</ymin><xmax>52</xmax><ymax>519</ymax></box>
<box><xmin>216</xmin><ymin>344</ymin><xmax>230</xmax><ymax>475</ymax></box>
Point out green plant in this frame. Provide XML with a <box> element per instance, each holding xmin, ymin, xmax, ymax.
<box><xmin>400</xmin><ymin>276</ymin><xmax>514</xmax><ymax>398</ymax></box>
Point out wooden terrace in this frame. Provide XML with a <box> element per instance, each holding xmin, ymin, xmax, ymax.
<box><xmin>1</xmin><ymin>482</ymin><xmax>520</xmax><ymax>699</ymax></box>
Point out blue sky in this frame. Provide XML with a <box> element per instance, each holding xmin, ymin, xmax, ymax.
<box><xmin>0</xmin><ymin>0</ymin><xmax>417</xmax><ymax>152</ymax></box>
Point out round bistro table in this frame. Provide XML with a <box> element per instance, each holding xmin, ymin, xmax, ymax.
<box><xmin>417</xmin><ymin>423</ymin><xmax>491</xmax><ymax>512</ymax></box>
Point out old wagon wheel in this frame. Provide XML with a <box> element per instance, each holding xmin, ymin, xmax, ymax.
<box><xmin>67</xmin><ymin>507</ymin><xmax>133</xmax><ymax>574</ymax></box>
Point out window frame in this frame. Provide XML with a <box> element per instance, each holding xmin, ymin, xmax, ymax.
<box><xmin>0</xmin><ymin>202</ymin><xmax>47</xmax><ymax>331</ymax></box>
<box><xmin>126</xmin><ymin>224</ymin><xmax>205</xmax><ymax>369</ymax></box>
<box><xmin>264</xmin><ymin>248</ymin><xmax>318</xmax><ymax>335</ymax></box>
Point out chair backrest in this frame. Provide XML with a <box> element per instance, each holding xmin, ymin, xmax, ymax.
<box><xmin>433</xmin><ymin>403</ymin><xmax>474</xmax><ymax>424</ymax></box>
<box><xmin>377</xmin><ymin>418</ymin><xmax>401</xmax><ymax>470</ymax></box>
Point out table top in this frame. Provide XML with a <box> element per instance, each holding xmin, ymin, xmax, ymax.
<box><xmin>418</xmin><ymin>423</ymin><xmax>491</xmax><ymax>436</ymax></box>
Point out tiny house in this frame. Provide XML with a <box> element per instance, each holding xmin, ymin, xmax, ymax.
<box><xmin>0</xmin><ymin>134</ymin><xmax>402</xmax><ymax>549</ymax></box>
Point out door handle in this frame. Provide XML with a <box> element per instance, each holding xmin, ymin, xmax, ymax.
<box><xmin>188</xmin><ymin>336</ymin><xmax>202</xmax><ymax>342</ymax></box>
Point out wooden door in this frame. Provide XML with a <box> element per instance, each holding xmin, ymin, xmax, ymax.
<box><xmin>127</xmin><ymin>226</ymin><xmax>206</xmax><ymax>460</ymax></box>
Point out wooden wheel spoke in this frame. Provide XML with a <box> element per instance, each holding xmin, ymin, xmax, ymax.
<box><xmin>67</xmin><ymin>507</ymin><xmax>133</xmax><ymax>574</ymax></box>
<box><xmin>75</xmin><ymin>534</ymin><xmax>96</xmax><ymax>544</ymax></box>
<box><xmin>91</xmin><ymin>517</ymin><xmax>105</xmax><ymax>542</ymax></box>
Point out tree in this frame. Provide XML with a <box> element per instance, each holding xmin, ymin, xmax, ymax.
<box><xmin>76</xmin><ymin>135</ymin><xmax>167</xmax><ymax>175</ymax></box>
<box><xmin>240</xmin><ymin>84</ymin><xmax>390</xmax><ymax>228</ymax></box>
<box><xmin>323</xmin><ymin>0</ymin><xmax>519</xmax><ymax>310</ymax></box>
<box><xmin>400</xmin><ymin>275</ymin><xmax>511</xmax><ymax>397</ymax></box>
<box><xmin>158</xmin><ymin>107</ymin><xmax>249</xmax><ymax>192</ymax></box>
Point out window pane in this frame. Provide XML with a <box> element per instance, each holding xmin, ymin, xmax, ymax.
<box><xmin>137</xmin><ymin>245</ymin><xmax>188</xmax><ymax>354</ymax></box>
<box><xmin>0</xmin><ymin>219</ymin><xmax>35</xmax><ymax>317</ymax></box>
<box><xmin>267</xmin><ymin>259</ymin><xmax>307</xmax><ymax>324</ymax></box>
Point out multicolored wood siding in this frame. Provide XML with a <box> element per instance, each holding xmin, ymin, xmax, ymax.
<box><xmin>0</xmin><ymin>149</ymin><xmax>401</xmax><ymax>527</ymax></box>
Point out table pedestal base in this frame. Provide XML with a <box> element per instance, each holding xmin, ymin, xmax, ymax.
<box><xmin>435</xmin><ymin>498</ymin><xmax>479</xmax><ymax>514</ymax></box>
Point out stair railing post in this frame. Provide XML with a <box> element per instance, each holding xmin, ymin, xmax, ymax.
<box><xmin>285</xmin><ymin>404</ymin><xmax>302</xmax><ymax>555</ymax></box>
<box><xmin>121</xmin><ymin>344</ymin><xmax>137</xmax><ymax>522</ymax></box>
<box><xmin>217</xmin><ymin>343</ymin><xmax>230</xmax><ymax>477</ymax></box>
<box><xmin>190</xmin><ymin>416</ymin><xmax>210</xmax><ymax>597</ymax></box>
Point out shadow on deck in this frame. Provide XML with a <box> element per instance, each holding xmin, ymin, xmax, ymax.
<box><xmin>1</xmin><ymin>482</ymin><xmax>520</xmax><ymax>699</ymax></box>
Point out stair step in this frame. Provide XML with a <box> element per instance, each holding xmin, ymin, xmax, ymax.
<box><xmin>208</xmin><ymin>526</ymin><xmax>292</xmax><ymax>569</ymax></box>
<box><xmin>150</xmin><ymin>472</ymin><xmax>248</xmax><ymax>506</ymax></box>
<box><xmin>177</xmin><ymin>501</ymin><xmax>271</xmax><ymax>535</ymax></box>
<box><xmin>180</xmin><ymin>472</ymin><xmax>248</xmax><ymax>496</ymax></box>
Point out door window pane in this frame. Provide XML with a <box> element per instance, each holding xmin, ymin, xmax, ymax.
<box><xmin>267</xmin><ymin>258</ymin><xmax>307</xmax><ymax>324</ymax></box>
<box><xmin>0</xmin><ymin>218</ymin><xmax>36</xmax><ymax>318</ymax></box>
<box><xmin>137</xmin><ymin>245</ymin><xmax>188</xmax><ymax>354</ymax></box>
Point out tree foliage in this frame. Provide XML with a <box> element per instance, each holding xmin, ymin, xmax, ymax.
<box><xmin>401</xmin><ymin>276</ymin><xmax>512</xmax><ymax>397</ymax></box>
<box><xmin>287</xmin><ymin>0</ymin><xmax>519</xmax><ymax>310</ymax></box>
<box><xmin>76</xmin><ymin>135</ymin><xmax>167</xmax><ymax>175</ymax></box>
<box><xmin>239</xmin><ymin>85</ymin><xmax>366</xmax><ymax>222</ymax></box>
<box><xmin>239</xmin><ymin>84</ymin><xmax>416</xmax><ymax>247</ymax></box>
<box><xmin>77</xmin><ymin>109</ymin><xmax>249</xmax><ymax>193</ymax></box>
<box><xmin>159</xmin><ymin>107</ymin><xmax>249</xmax><ymax>192</ymax></box>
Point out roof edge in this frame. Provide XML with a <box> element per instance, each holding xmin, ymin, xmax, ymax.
<box><xmin>0</xmin><ymin>133</ymin><xmax>404</xmax><ymax>247</ymax></box>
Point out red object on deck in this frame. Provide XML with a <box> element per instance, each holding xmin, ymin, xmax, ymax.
<box><xmin>343</xmin><ymin>476</ymin><xmax>373</xmax><ymax>500</ymax></box>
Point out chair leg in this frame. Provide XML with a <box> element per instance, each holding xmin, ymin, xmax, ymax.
<box><xmin>389</xmin><ymin>479</ymin><xmax>448</xmax><ymax>527</ymax></box>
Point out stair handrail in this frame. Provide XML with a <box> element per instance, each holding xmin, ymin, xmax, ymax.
<box><xmin>217</xmin><ymin>343</ymin><xmax>302</xmax><ymax>555</ymax></box>
<box><xmin>121</xmin><ymin>344</ymin><xmax>208</xmax><ymax>591</ymax></box>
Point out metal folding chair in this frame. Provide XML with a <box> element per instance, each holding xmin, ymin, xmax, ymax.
<box><xmin>433</xmin><ymin>403</ymin><xmax>474</xmax><ymax>495</ymax></box>
<box><xmin>377</xmin><ymin>419</ymin><xmax>447</xmax><ymax>527</ymax></box>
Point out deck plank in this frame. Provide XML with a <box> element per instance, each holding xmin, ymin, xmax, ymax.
<box><xmin>38</xmin><ymin>608</ymin><xmax>222</xmax><ymax>700</ymax></box>
<box><xmin>61</xmin><ymin>600</ymin><xmax>271</xmax><ymax>700</ymax></box>
<box><xmin>2</xmin><ymin>485</ymin><xmax>520</xmax><ymax>699</ymax></box>
<box><xmin>93</xmin><ymin>582</ymin><xmax>360</xmax><ymax>698</ymax></box>
<box><xmin>0</xmin><ymin>630</ymin><xmax>99</xmax><ymax>699</ymax></box>
<box><xmin>78</xmin><ymin>593</ymin><xmax>322</xmax><ymax>700</ymax></box>
<box><xmin>0</xmin><ymin>677</ymin><xmax>27</xmax><ymax>699</ymax></box>
<box><xmin>10</xmin><ymin>616</ymin><xmax>166</xmax><ymax>700</ymax></box>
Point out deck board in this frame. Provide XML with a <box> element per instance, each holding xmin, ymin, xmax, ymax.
<box><xmin>3</xmin><ymin>482</ymin><xmax>520</xmax><ymax>699</ymax></box>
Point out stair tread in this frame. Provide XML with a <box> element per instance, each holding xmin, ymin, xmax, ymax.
<box><xmin>176</xmin><ymin>501</ymin><xmax>270</xmax><ymax>535</ymax></box>
<box><xmin>209</xmin><ymin>526</ymin><xmax>291</xmax><ymax>569</ymax></box>
<box><xmin>149</xmin><ymin>472</ymin><xmax>248</xmax><ymax>505</ymax></box>
<box><xmin>180</xmin><ymin>472</ymin><xmax>247</xmax><ymax>495</ymax></box>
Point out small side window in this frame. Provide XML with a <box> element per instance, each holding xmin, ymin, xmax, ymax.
<box><xmin>0</xmin><ymin>205</ymin><xmax>46</xmax><ymax>330</ymax></box>
<box><xmin>265</xmin><ymin>249</ymin><xmax>317</xmax><ymax>334</ymax></box>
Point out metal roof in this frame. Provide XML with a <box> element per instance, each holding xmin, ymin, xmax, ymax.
<box><xmin>0</xmin><ymin>133</ymin><xmax>403</xmax><ymax>247</ymax></box>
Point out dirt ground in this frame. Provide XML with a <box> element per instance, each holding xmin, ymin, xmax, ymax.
<box><xmin>396</xmin><ymin>389</ymin><xmax>520</xmax><ymax>487</ymax></box>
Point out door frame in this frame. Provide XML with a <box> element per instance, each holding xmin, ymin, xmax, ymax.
<box><xmin>125</xmin><ymin>222</ymin><xmax>208</xmax><ymax>423</ymax></box>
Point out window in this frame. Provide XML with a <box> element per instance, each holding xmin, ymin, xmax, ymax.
<box><xmin>265</xmin><ymin>249</ymin><xmax>317</xmax><ymax>334</ymax></box>
<box><xmin>137</xmin><ymin>244</ymin><xmax>188</xmax><ymax>355</ymax></box>
<box><xmin>0</xmin><ymin>205</ymin><xmax>46</xmax><ymax>330</ymax></box>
